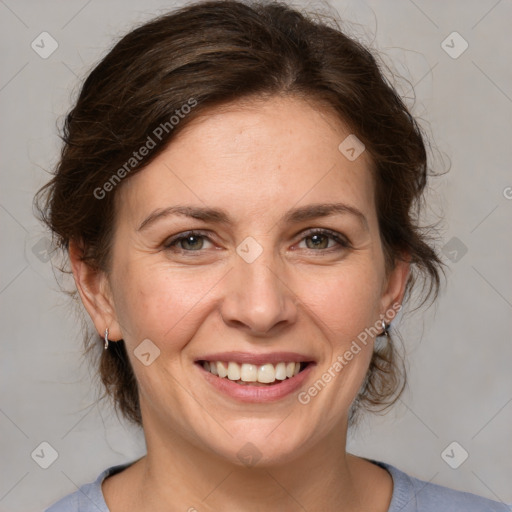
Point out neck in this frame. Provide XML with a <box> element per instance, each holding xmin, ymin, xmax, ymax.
<box><xmin>131</xmin><ymin>416</ymin><xmax>367</xmax><ymax>511</ymax></box>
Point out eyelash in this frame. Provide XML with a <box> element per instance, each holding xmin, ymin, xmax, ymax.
<box><xmin>163</xmin><ymin>228</ymin><xmax>351</xmax><ymax>254</ymax></box>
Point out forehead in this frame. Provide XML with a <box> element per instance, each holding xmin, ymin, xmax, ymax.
<box><xmin>117</xmin><ymin>95</ymin><xmax>376</xmax><ymax>225</ymax></box>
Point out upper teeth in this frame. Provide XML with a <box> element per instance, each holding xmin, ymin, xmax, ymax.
<box><xmin>203</xmin><ymin>361</ymin><xmax>302</xmax><ymax>384</ymax></box>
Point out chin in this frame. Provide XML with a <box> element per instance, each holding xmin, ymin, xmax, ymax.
<box><xmin>202</xmin><ymin>420</ymin><xmax>318</xmax><ymax>469</ymax></box>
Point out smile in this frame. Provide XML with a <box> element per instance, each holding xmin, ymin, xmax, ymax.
<box><xmin>195</xmin><ymin>352</ymin><xmax>316</xmax><ymax>402</ymax></box>
<box><xmin>200</xmin><ymin>361</ymin><xmax>309</xmax><ymax>385</ymax></box>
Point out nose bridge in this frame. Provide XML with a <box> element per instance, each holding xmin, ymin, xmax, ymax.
<box><xmin>220</xmin><ymin>235</ymin><xmax>297</xmax><ymax>334</ymax></box>
<box><xmin>238</xmin><ymin>243</ymin><xmax>281</xmax><ymax>298</ymax></box>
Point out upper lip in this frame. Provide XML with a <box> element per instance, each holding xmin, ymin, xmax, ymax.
<box><xmin>195</xmin><ymin>351</ymin><xmax>316</xmax><ymax>366</ymax></box>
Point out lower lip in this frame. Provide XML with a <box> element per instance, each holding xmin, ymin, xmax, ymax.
<box><xmin>196</xmin><ymin>363</ymin><xmax>315</xmax><ymax>402</ymax></box>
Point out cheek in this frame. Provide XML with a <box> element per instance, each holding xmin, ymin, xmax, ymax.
<box><xmin>297</xmin><ymin>260</ymin><xmax>383</xmax><ymax>343</ymax></box>
<box><xmin>110</xmin><ymin>262</ymin><xmax>228</xmax><ymax>415</ymax></box>
<box><xmin>111</xmin><ymin>261</ymin><xmax>226</xmax><ymax>350</ymax></box>
<box><xmin>290</xmin><ymin>265</ymin><xmax>382</xmax><ymax>431</ymax></box>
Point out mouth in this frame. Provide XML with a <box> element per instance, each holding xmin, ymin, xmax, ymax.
<box><xmin>194</xmin><ymin>352</ymin><xmax>316</xmax><ymax>402</ymax></box>
<box><xmin>198</xmin><ymin>360</ymin><xmax>312</xmax><ymax>386</ymax></box>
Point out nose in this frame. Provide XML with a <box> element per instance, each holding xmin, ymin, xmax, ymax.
<box><xmin>219</xmin><ymin>245</ymin><xmax>298</xmax><ymax>336</ymax></box>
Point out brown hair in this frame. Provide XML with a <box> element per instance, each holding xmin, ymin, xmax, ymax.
<box><xmin>35</xmin><ymin>0</ymin><xmax>446</xmax><ymax>426</ymax></box>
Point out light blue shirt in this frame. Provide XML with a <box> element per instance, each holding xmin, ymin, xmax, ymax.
<box><xmin>44</xmin><ymin>459</ymin><xmax>511</xmax><ymax>511</ymax></box>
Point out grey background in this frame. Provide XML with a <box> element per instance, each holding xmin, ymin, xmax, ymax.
<box><xmin>1</xmin><ymin>0</ymin><xmax>511</xmax><ymax>510</ymax></box>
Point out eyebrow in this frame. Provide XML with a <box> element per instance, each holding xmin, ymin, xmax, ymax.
<box><xmin>137</xmin><ymin>202</ymin><xmax>369</xmax><ymax>232</ymax></box>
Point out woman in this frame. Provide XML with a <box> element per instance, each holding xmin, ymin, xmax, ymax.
<box><xmin>37</xmin><ymin>1</ymin><xmax>510</xmax><ymax>511</ymax></box>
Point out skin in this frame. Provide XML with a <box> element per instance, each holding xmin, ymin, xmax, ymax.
<box><xmin>70</xmin><ymin>95</ymin><xmax>410</xmax><ymax>511</ymax></box>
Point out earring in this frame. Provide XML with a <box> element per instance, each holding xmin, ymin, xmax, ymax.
<box><xmin>104</xmin><ymin>328</ymin><xmax>109</xmax><ymax>350</ymax></box>
<box><xmin>379</xmin><ymin>319</ymin><xmax>390</xmax><ymax>338</ymax></box>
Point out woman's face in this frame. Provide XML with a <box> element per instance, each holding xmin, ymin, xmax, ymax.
<box><xmin>85</xmin><ymin>96</ymin><xmax>408</xmax><ymax>465</ymax></box>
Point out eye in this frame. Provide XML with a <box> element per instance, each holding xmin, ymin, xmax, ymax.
<box><xmin>164</xmin><ymin>230</ymin><xmax>214</xmax><ymax>252</ymax></box>
<box><xmin>296</xmin><ymin>229</ymin><xmax>351</xmax><ymax>252</ymax></box>
<box><xmin>163</xmin><ymin>228</ymin><xmax>351</xmax><ymax>255</ymax></box>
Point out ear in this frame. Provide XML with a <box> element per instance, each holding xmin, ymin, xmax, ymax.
<box><xmin>379</xmin><ymin>253</ymin><xmax>411</xmax><ymax>320</ymax></box>
<box><xmin>69</xmin><ymin>240</ymin><xmax>123</xmax><ymax>342</ymax></box>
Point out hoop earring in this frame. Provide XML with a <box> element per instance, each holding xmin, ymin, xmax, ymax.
<box><xmin>379</xmin><ymin>319</ymin><xmax>390</xmax><ymax>338</ymax></box>
<box><xmin>104</xmin><ymin>328</ymin><xmax>109</xmax><ymax>350</ymax></box>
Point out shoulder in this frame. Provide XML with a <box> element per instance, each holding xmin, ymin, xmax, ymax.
<box><xmin>371</xmin><ymin>460</ymin><xmax>511</xmax><ymax>512</ymax></box>
<box><xmin>44</xmin><ymin>463</ymin><xmax>133</xmax><ymax>512</ymax></box>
